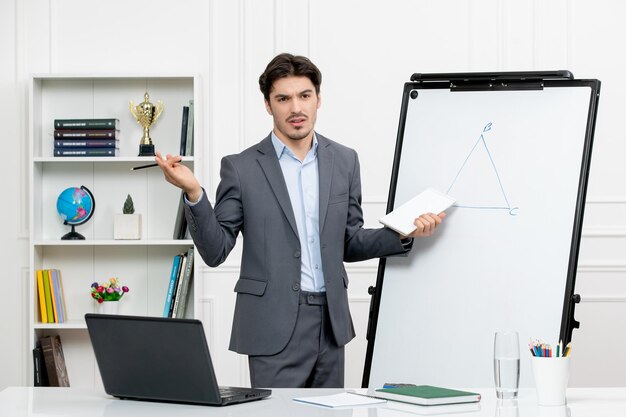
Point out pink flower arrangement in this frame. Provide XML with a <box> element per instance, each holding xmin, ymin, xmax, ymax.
<box><xmin>90</xmin><ymin>277</ymin><xmax>129</xmax><ymax>304</ymax></box>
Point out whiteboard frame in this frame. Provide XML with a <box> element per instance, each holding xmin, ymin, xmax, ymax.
<box><xmin>362</xmin><ymin>71</ymin><xmax>601</xmax><ymax>388</ymax></box>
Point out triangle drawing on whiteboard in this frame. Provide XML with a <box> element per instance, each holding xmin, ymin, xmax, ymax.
<box><xmin>446</xmin><ymin>122</ymin><xmax>518</xmax><ymax>215</ymax></box>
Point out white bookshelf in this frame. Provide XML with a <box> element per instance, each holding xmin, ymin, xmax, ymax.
<box><xmin>28</xmin><ymin>74</ymin><xmax>202</xmax><ymax>388</ymax></box>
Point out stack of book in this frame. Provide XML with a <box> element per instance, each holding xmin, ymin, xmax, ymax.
<box><xmin>36</xmin><ymin>269</ymin><xmax>67</xmax><ymax>324</ymax></box>
<box><xmin>53</xmin><ymin>118</ymin><xmax>120</xmax><ymax>157</ymax></box>
<box><xmin>163</xmin><ymin>247</ymin><xmax>194</xmax><ymax>318</ymax></box>
<box><xmin>33</xmin><ymin>335</ymin><xmax>70</xmax><ymax>386</ymax></box>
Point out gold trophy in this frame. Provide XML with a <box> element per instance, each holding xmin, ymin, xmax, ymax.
<box><xmin>130</xmin><ymin>92</ymin><xmax>164</xmax><ymax>156</ymax></box>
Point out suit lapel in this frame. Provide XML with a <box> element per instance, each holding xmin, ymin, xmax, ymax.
<box><xmin>256</xmin><ymin>136</ymin><xmax>299</xmax><ymax>238</ymax></box>
<box><xmin>317</xmin><ymin>135</ymin><xmax>334</xmax><ymax>234</ymax></box>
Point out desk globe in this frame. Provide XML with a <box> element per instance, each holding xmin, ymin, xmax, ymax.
<box><xmin>56</xmin><ymin>186</ymin><xmax>95</xmax><ymax>240</ymax></box>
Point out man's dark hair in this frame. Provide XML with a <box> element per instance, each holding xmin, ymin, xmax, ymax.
<box><xmin>259</xmin><ymin>53</ymin><xmax>322</xmax><ymax>101</ymax></box>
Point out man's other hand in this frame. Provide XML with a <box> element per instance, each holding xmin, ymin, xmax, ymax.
<box><xmin>404</xmin><ymin>212</ymin><xmax>446</xmax><ymax>238</ymax></box>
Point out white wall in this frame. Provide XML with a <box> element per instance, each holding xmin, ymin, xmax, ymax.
<box><xmin>2</xmin><ymin>0</ymin><xmax>626</xmax><ymax>389</ymax></box>
<box><xmin>0</xmin><ymin>0</ymin><xmax>29</xmax><ymax>393</ymax></box>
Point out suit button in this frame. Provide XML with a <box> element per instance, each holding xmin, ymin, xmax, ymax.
<box><xmin>294</xmin><ymin>251</ymin><xmax>301</xmax><ymax>258</ymax></box>
<box><xmin>292</xmin><ymin>283</ymin><xmax>300</xmax><ymax>291</ymax></box>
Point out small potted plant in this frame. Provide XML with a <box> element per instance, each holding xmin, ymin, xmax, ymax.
<box><xmin>114</xmin><ymin>194</ymin><xmax>142</xmax><ymax>239</ymax></box>
<box><xmin>90</xmin><ymin>277</ymin><xmax>130</xmax><ymax>314</ymax></box>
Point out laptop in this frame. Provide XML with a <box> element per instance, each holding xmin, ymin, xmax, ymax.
<box><xmin>85</xmin><ymin>313</ymin><xmax>271</xmax><ymax>406</ymax></box>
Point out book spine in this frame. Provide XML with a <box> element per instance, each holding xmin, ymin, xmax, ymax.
<box><xmin>51</xmin><ymin>335</ymin><xmax>70</xmax><ymax>386</ymax></box>
<box><xmin>175</xmin><ymin>248</ymin><xmax>194</xmax><ymax>318</ymax></box>
<box><xmin>169</xmin><ymin>253</ymin><xmax>186</xmax><ymax>317</ymax></box>
<box><xmin>40</xmin><ymin>336</ymin><xmax>59</xmax><ymax>386</ymax></box>
<box><xmin>33</xmin><ymin>347</ymin><xmax>43</xmax><ymax>386</ymax></box>
<box><xmin>54</xmin><ymin>139</ymin><xmax>118</xmax><ymax>148</ymax></box>
<box><xmin>375</xmin><ymin>388</ymin><xmax>480</xmax><ymax>406</ymax></box>
<box><xmin>54</xmin><ymin>129</ymin><xmax>119</xmax><ymax>139</ymax></box>
<box><xmin>50</xmin><ymin>270</ymin><xmax>64</xmax><ymax>323</ymax></box>
<box><xmin>57</xmin><ymin>270</ymin><xmax>67</xmax><ymax>324</ymax></box>
<box><xmin>172</xmin><ymin>191</ymin><xmax>188</xmax><ymax>239</ymax></box>
<box><xmin>171</xmin><ymin>254</ymin><xmax>188</xmax><ymax>318</ymax></box>
<box><xmin>163</xmin><ymin>255</ymin><xmax>181</xmax><ymax>317</ymax></box>
<box><xmin>179</xmin><ymin>106</ymin><xmax>189</xmax><ymax>156</ymax></box>
<box><xmin>41</xmin><ymin>270</ymin><xmax>54</xmax><ymax>323</ymax></box>
<box><xmin>54</xmin><ymin>148</ymin><xmax>119</xmax><ymax>157</ymax></box>
<box><xmin>36</xmin><ymin>270</ymin><xmax>48</xmax><ymax>323</ymax></box>
<box><xmin>54</xmin><ymin>118</ymin><xmax>119</xmax><ymax>130</ymax></box>
<box><xmin>32</xmin><ymin>345</ymin><xmax>49</xmax><ymax>386</ymax></box>
<box><xmin>47</xmin><ymin>270</ymin><xmax>59</xmax><ymax>324</ymax></box>
<box><xmin>185</xmin><ymin>99</ymin><xmax>194</xmax><ymax>156</ymax></box>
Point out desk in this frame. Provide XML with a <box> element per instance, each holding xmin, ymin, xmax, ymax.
<box><xmin>1</xmin><ymin>387</ymin><xmax>626</xmax><ymax>416</ymax></box>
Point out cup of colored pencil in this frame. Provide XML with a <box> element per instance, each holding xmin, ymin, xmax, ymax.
<box><xmin>529</xmin><ymin>339</ymin><xmax>571</xmax><ymax>358</ymax></box>
<box><xmin>529</xmin><ymin>338</ymin><xmax>571</xmax><ymax>406</ymax></box>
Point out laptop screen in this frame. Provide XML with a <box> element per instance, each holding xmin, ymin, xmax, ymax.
<box><xmin>85</xmin><ymin>314</ymin><xmax>222</xmax><ymax>405</ymax></box>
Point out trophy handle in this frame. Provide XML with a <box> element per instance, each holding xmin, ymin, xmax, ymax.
<box><xmin>154</xmin><ymin>100</ymin><xmax>164</xmax><ymax>122</ymax></box>
<box><xmin>129</xmin><ymin>101</ymin><xmax>138</xmax><ymax>120</ymax></box>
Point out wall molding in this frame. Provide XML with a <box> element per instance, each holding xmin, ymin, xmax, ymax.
<box><xmin>20</xmin><ymin>266</ymin><xmax>29</xmax><ymax>385</ymax></box>
<box><xmin>16</xmin><ymin>0</ymin><xmax>28</xmax><ymax>240</ymax></box>
<box><xmin>238</xmin><ymin>0</ymin><xmax>246</xmax><ymax>153</ymax></box>
<box><xmin>362</xmin><ymin>197</ymin><xmax>388</xmax><ymax>205</ymax></box>
<box><xmin>201</xmin><ymin>265</ymin><xmax>239</xmax><ymax>274</ymax></box>
<box><xmin>200</xmin><ymin>262</ymin><xmax>381</xmax><ymax>274</ymax></box>
<box><xmin>577</xmin><ymin>262</ymin><xmax>626</xmax><ymax>273</ymax></box>
<box><xmin>239</xmin><ymin>356</ymin><xmax>249</xmax><ymax>387</ymax></box>
<box><xmin>586</xmin><ymin>198</ymin><xmax>626</xmax><ymax>204</ymax></box>
<box><xmin>273</xmin><ymin>0</ymin><xmax>282</xmax><ymax>53</ymax></box>
<box><xmin>306</xmin><ymin>0</ymin><xmax>311</xmax><ymax>56</ymax></box>
<box><xmin>203</xmin><ymin>263</ymin><xmax>626</xmax><ymax>275</ymax></box>
<box><xmin>197</xmin><ymin>297</ymin><xmax>215</xmax><ymax>352</ymax></box>
<box><xmin>178</xmin><ymin>192</ymin><xmax>626</xmax><ymax>211</ymax></box>
<box><xmin>206</xmin><ymin>0</ymin><xmax>216</xmax><ymax>193</ymax></box>
<box><xmin>582</xmin><ymin>228</ymin><xmax>626</xmax><ymax>238</ymax></box>
<box><xmin>360</xmin><ymin>197</ymin><xmax>626</xmax><ymax>205</ymax></box>
<box><xmin>580</xmin><ymin>295</ymin><xmax>626</xmax><ymax>303</ymax></box>
<box><xmin>348</xmin><ymin>296</ymin><xmax>370</xmax><ymax>304</ymax></box>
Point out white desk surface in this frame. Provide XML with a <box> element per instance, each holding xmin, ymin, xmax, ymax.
<box><xmin>1</xmin><ymin>387</ymin><xmax>626</xmax><ymax>417</ymax></box>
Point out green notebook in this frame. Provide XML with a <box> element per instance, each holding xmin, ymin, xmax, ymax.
<box><xmin>374</xmin><ymin>385</ymin><xmax>481</xmax><ymax>406</ymax></box>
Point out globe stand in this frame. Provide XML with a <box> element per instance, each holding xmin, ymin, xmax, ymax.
<box><xmin>61</xmin><ymin>224</ymin><xmax>85</xmax><ymax>240</ymax></box>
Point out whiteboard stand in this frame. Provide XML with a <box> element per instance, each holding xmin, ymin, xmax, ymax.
<box><xmin>362</xmin><ymin>71</ymin><xmax>600</xmax><ymax>389</ymax></box>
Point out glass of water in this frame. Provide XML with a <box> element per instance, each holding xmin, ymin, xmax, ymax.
<box><xmin>494</xmin><ymin>331</ymin><xmax>520</xmax><ymax>399</ymax></box>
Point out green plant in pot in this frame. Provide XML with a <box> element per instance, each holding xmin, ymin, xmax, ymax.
<box><xmin>114</xmin><ymin>194</ymin><xmax>142</xmax><ymax>239</ymax></box>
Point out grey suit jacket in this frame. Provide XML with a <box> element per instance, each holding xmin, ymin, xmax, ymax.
<box><xmin>185</xmin><ymin>133</ymin><xmax>411</xmax><ymax>356</ymax></box>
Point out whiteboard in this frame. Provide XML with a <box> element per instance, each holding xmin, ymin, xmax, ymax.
<box><xmin>366</xmin><ymin>80</ymin><xmax>599</xmax><ymax>389</ymax></box>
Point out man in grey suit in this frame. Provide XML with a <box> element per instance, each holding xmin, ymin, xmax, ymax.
<box><xmin>155</xmin><ymin>53</ymin><xmax>445</xmax><ymax>388</ymax></box>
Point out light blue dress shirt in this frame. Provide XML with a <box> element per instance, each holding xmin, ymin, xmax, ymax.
<box><xmin>271</xmin><ymin>132</ymin><xmax>325</xmax><ymax>292</ymax></box>
<box><xmin>185</xmin><ymin>133</ymin><xmax>326</xmax><ymax>292</ymax></box>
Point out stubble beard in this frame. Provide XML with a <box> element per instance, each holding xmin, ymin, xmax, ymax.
<box><xmin>276</xmin><ymin>117</ymin><xmax>314</xmax><ymax>142</ymax></box>
<box><xmin>285</xmin><ymin>127</ymin><xmax>313</xmax><ymax>142</ymax></box>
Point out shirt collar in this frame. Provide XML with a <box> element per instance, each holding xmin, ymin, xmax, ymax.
<box><xmin>271</xmin><ymin>131</ymin><xmax>318</xmax><ymax>160</ymax></box>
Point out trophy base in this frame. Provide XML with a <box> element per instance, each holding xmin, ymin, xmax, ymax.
<box><xmin>138</xmin><ymin>144</ymin><xmax>155</xmax><ymax>157</ymax></box>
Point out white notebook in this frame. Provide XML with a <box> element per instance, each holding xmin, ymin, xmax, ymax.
<box><xmin>379</xmin><ymin>188</ymin><xmax>455</xmax><ymax>236</ymax></box>
<box><xmin>293</xmin><ymin>392</ymin><xmax>386</xmax><ymax>408</ymax></box>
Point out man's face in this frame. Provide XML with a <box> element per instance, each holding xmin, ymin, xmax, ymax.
<box><xmin>264</xmin><ymin>75</ymin><xmax>321</xmax><ymax>143</ymax></box>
